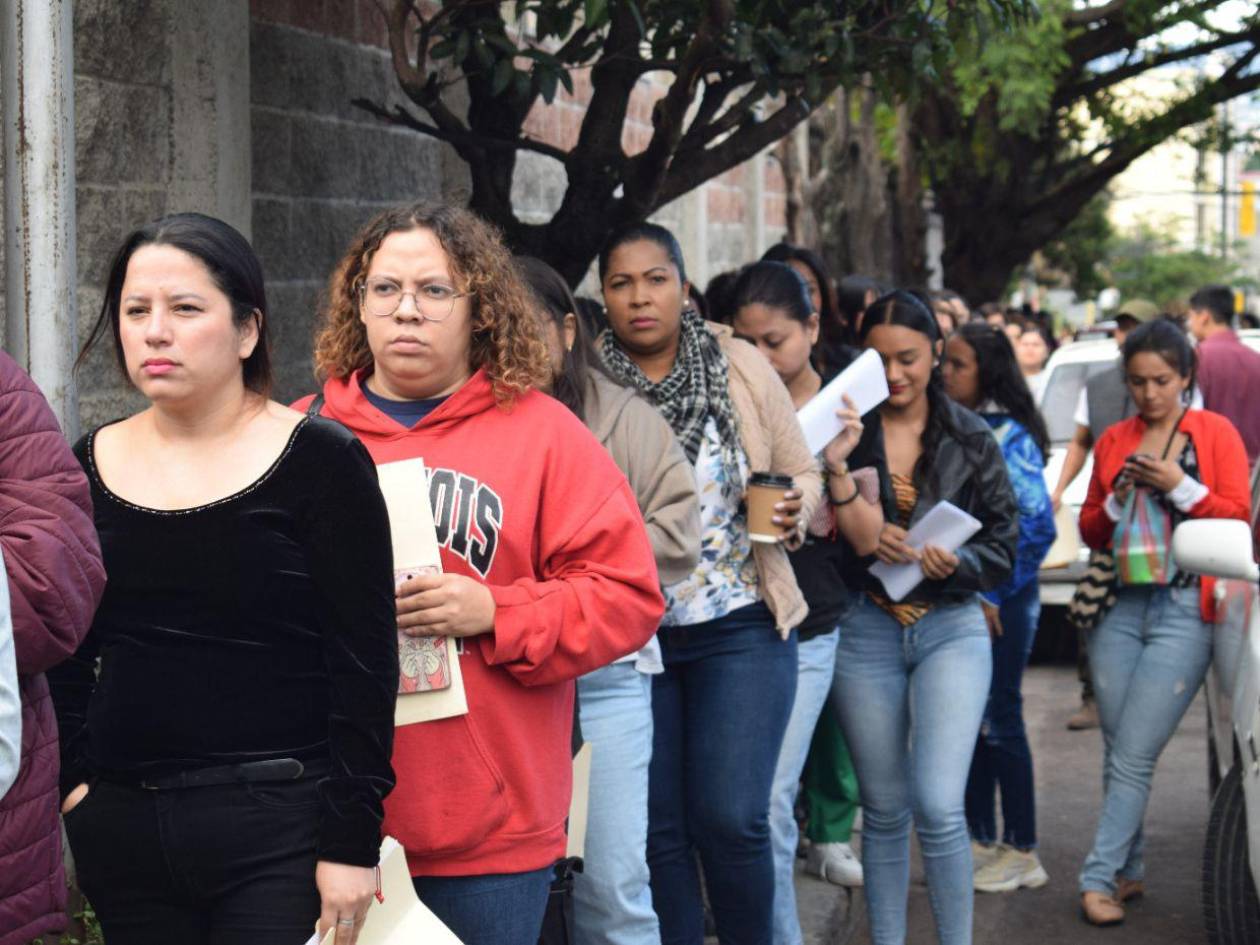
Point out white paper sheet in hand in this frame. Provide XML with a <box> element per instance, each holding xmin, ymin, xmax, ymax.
<box><xmin>796</xmin><ymin>348</ymin><xmax>890</xmax><ymax>456</ymax></box>
<box><xmin>307</xmin><ymin>837</ymin><xmax>465</xmax><ymax>945</ymax></box>
<box><xmin>869</xmin><ymin>501</ymin><xmax>982</xmax><ymax>602</ymax></box>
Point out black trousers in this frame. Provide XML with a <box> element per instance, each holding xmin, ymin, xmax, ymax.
<box><xmin>65</xmin><ymin>776</ymin><xmax>322</xmax><ymax>945</ymax></box>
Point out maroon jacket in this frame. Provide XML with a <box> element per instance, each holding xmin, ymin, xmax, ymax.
<box><xmin>0</xmin><ymin>352</ymin><xmax>104</xmax><ymax>945</ymax></box>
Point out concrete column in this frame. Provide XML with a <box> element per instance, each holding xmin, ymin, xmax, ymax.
<box><xmin>169</xmin><ymin>0</ymin><xmax>252</xmax><ymax>236</ymax></box>
<box><xmin>676</xmin><ymin>182</ymin><xmax>710</xmax><ymax>293</ymax></box>
<box><xmin>744</xmin><ymin>148</ymin><xmax>767</xmax><ymax>259</ymax></box>
<box><xmin>2</xmin><ymin>0</ymin><xmax>79</xmax><ymax>436</ymax></box>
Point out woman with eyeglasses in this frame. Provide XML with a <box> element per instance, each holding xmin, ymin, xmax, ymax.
<box><xmin>297</xmin><ymin>203</ymin><xmax>665</xmax><ymax>945</ymax></box>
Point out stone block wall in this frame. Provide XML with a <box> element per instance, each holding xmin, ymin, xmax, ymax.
<box><xmin>4</xmin><ymin>2</ymin><xmax>786</xmax><ymax>430</ymax></box>
<box><xmin>249</xmin><ymin>0</ymin><xmax>451</xmax><ymax>403</ymax></box>
<box><xmin>73</xmin><ymin>0</ymin><xmax>176</xmax><ymax>428</ymax></box>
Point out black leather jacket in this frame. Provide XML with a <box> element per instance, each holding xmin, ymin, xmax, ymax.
<box><xmin>847</xmin><ymin>397</ymin><xmax>1018</xmax><ymax>605</ymax></box>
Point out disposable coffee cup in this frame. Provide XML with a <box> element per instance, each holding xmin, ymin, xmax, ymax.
<box><xmin>746</xmin><ymin>472</ymin><xmax>794</xmax><ymax>544</ymax></box>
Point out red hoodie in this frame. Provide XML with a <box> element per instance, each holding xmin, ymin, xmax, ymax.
<box><xmin>294</xmin><ymin>369</ymin><xmax>663</xmax><ymax>876</ymax></box>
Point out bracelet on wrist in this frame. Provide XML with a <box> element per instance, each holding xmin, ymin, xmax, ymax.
<box><xmin>825</xmin><ymin>461</ymin><xmax>850</xmax><ymax>479</ymax></box>
<box><xmin>828</xmin><ymin>484</ymin><xmax>860</xmax><ymax>507</ymax></box>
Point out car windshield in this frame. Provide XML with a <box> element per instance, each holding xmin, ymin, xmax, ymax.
<box><xmin>1040</xmin><ymin>360</ymin><xmax>1118</xmax><ymax>447</ymax></box>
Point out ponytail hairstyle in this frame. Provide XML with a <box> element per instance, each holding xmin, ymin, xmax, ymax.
<box><xmin>762</xmin><ymin>242</ymin><xmax>847</xmax><ymax>349</ymax></box>
<box><xmin>859</xmin><ymin>289</ymin><xmax>987</xmax><ymax>478</ymax></box>
<box><xmin>1122</xmin><ymin>319</ymin><xmax>1197</xmax><ymax>401</ymax></box>
<box><xmin>515</xmin><ymin>255</ymin><xmax>606</xmax><ymax>423</ymax></box>
<box><xmin>729</xmin><ymin>260</ymin><xmax>815</xmax><ymax>326</ymax></box>
<box><xmin>954</xmin><ymin>323</ymin><xmax>1051</xmax><ymax>460</ymax></box>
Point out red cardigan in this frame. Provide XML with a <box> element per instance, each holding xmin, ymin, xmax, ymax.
<box><xmin>1081</xmin><ymin>409</ymin><xmax>1251</xmax><ymax>620</ymax></box>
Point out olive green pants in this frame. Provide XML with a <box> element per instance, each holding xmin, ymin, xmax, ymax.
<box><xmin>803</xmin><ymin>702</ymin><xmax>860</xmax><ymax>843</ymax></box>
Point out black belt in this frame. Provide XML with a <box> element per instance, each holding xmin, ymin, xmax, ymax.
<box><xmin>137</xmin><ymin>757</ymin><xmax>312</xmax><ymax>791</ymax></box>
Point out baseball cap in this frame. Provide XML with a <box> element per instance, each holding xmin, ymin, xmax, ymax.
<box><xmin>1114</xmin><ymin>298</ymin><xmax>1159</xmax><ymax>322</ymax></box>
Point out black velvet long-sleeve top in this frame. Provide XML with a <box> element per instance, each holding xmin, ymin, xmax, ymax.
<box><xmin>49</xmin><ymin>417</ymin><xmax>399</xmax><ymax>867</ymax></box>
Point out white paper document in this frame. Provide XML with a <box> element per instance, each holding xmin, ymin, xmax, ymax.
<box><xmin>869</xmin><ymin>501</ymin><xmax>982</xmax><ymax>602</ymax></box>
<box><xmin>375</xmin><ymin>458</ymin><xmax>468</xmax><ymax>726</ymax></box>
<box><xmin>566</xmin><ymin>743</ymin><xmax>595</xmax><ymax>860</ymax></box>
<box><xmin>306</xmin><ymin>837</ymin><xmax>465</xmax><ymax>945</ymax></box>
<box><xmin>796</xmin><ymin>348</ymin><xmax>890</xmax><ymax>455</ymax></box>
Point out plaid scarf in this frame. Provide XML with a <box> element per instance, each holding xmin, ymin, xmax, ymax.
<box><xmin>600</xmin><ymin>309</ymin><xmax>744</xmax><ymax>485</ymax></box>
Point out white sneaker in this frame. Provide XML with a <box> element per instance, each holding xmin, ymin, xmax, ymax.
<box><xmin>805</xmin><ymin>841</ymin><xmax>864</xmax><ymax>887</ymax></box>
<box><xmin>971</xmin><ymin>840</ymin><xmax>1000</xmax><ymax>871</ymax></box>
<box><xmin>973</xmin><ymin>846</ymin><xmax>1049</xmax><ymax>893</ymax></box>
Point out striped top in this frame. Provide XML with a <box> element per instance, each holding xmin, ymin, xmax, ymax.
<box><xmin>871</xmin><ymin>474</ymin><xmax>933</xmax><ymax>627</ymax></box>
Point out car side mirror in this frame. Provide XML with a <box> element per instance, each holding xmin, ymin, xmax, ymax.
<box><xmin>1172</xmin><ymin>520</ymin><xmax>1260</xmax><ymax>582</ymax></box>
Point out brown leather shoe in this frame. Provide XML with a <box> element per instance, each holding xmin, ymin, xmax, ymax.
<box><xmin>1068</xmin><ymin>699</ymin><xmax>1100</xmax><ymax>731</ymax></box>
<box><xmin>1115</xmin><ymin>877</ymin><xmax>1145</xmax><ymax>903</ymax></box>
<box><xmin>1081</xmin><ymin>891</ymin><xmax>1125</xmax><ymax>926</ymax></box>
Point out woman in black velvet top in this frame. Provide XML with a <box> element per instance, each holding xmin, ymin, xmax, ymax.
<box><xmin>48</xmin><ymin>213</ymin><xmax>398</xmax><ymax>945</ymax></box>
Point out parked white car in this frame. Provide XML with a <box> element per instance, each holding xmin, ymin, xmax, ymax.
<box><xmin>1172</xmin><ymin>516</ymin><xmax>1260</xmax><ymax>944</ymax></box>
<box><xmin>1034</xmin><ymin>339</ymin><xmax>1116</xmax><ymax>606</ymax></box>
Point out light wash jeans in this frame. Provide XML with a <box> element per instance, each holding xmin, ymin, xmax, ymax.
<box><xmin>574</xmin><ymin>661</ymin><xmax>661</xmax><ymax>945</ymax></box>
<box><xmin>770</xmin><ymin>629</ymin><xmax>839</xmax><ymax>945</ymax></box>
<box><xmin>833</xmin><ymin>597</ymin><xmax>990</xmax><ymax>945</ymax></box>
<box><xmin>1079</xmin><ymin>585</ymin><xmax>1212</xmax><ymax>895</ymax></box>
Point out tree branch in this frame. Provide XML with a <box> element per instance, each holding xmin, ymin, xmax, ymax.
<box><xmin>1065</xmin><ymin>0</ymin><xmax>1130</xmax><ymax>27</ymax></box>
<box><xmin>1057</xmin><ymin>27</ymin><xmax>1260</xmax><ymax>106</ymax></box>
<box><xmin>1065</xmin><ymin>0</ymin><xmax>1235</xmax><ymax>68</ymax></box>
<box><xmin>1030</xmin><ymin>47</ymin><xmax>1260</xmax><ymax>216</ymax></box>
<box><xmin>654</xmin><ymin>95</ymin><xmax>818</xmax><ymax>207</ymax></box>
<box><xmin>623</xmin><ymin>0</ymin><xmax>737</xmax><ymax>213</ymax></box>
<box><xmin>351</xmin><ymin>98</ymin><xmax>570</xmax><ymax>163</ymax></box>
<box><xmin>676</xmin><ymin>80</ymin><xmax>768</xmax><ymax>155</ymax></box>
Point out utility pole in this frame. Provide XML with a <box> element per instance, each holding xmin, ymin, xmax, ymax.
<box><xmin>1220</xmin><ymin>101</ymin><xmax>1230</xmax><ymax>262</ymax></box>
<box><xmin>1</xmin><ymin>0</ymin><xmax>79</xmax><ymax>438</ymax></box>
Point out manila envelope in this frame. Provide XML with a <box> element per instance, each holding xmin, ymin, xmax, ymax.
<box><xmin>308</xmin><ymin>837</ymin><xmax>464</xmax><ymax>945</ymax></box>
<box><xmin>375</xmin><ymin>458</ymin><xmax>468</xmax><ymax>726</ymax></box>
<box><xmin>566</xmin><ymin>743</ymin><xmax>594</xmax><ymax>860</ymax></box>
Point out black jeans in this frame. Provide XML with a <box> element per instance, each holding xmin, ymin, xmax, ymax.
<box><xmin>65</xmin><ymin>776</ymin><xmax>323</xmax><ymax>944</ymax></box>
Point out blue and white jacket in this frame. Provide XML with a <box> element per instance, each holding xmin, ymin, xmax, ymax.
<box><xmin>980</xmin><ymin>412</ymin><xmax>1056</xmax><ymax>603</ymax></box>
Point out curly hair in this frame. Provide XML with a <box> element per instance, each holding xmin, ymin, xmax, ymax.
<box><xmin>313</xmin><ymin>202</ymin><xmax>551</xmax><ymax>406</ymax></box>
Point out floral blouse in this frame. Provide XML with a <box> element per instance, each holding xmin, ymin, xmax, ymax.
<box><xmin>662</xmin><ymin>417</ymin><xmax>760</xmax><ymax>626</ymax></box>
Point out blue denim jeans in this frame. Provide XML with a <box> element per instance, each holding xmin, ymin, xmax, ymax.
<box><xmin>648</xmin><ymin>601</ymin><xmax>798</xmax><ymax>945</ymax></box>
<box><xmin>412</xmin><ymin>866</ymin><xmax>553</xmax><ymax>945</ymax></box>
<box><xmin>833</xmin><ymin>597</ymin><xmax>991</xmax><ymax>945</ymax></box>
<box><xmin>573</xmin><ymin>661</ymin><xmax>660</xmax><ymax>945</ymax></box>
<box><xmin>965</xmin><ymin>579</ymin><xmax>1040</xmax><ymax>849</ymax></box>
<box><xmin>770</xmin><ymin>629</ymin><xmax>839</xmax><ymax>945</ymax></box>
<box><xmin>1078</xmin><ymin>585</ymin><xmax>1212</xmax><ymax>895</ymax></box>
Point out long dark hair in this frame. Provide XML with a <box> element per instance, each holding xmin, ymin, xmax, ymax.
<box><xmin>859</xmin><ymin>289</ymin><xmax>986</xmax><ymax>479</ymax></box>
<box><xmin>516</xmin><ymin>255</ymin><xmax>606</xmax><ymax>422</ymax></box>
<box><xmin>837</xmin><ymin>275</ymin><xmax>882</xmax><ymax>338</ymax></box>
<box><xmin>77</xmin><ymin>212</ymin><xmax>273</xmax><ymax>394</ymax></box>
<box><xmin>1122</xmin><ymin>319</ymin><xmax>1197</xmax><ymax>397</ymax></box>
<box><xmin>762</xmin><ymin>243</ymin><xmax>846</xmax><ymax>348</ymax></box>
<box><xmin>954</xmin><ymin>323</ymin><xmax>1051</xmax><ymax>460</ymax></box>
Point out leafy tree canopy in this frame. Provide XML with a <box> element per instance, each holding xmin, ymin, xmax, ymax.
<box><xmin>1106</xmin><ymin>219</ymin><xmax>1255</xmax><ymax>307</ymax></box>
<box><xmin>914</xmin><ymin>0</ymin><xmax>1260</xmax><ymax>302</ymax></box>
<box><xmin>357</xmin><ymin>0</ymin><xmax>1025</xmax><ymax>283</ymax></box>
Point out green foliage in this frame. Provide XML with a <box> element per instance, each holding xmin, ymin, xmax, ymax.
<box><xmin>1040</xmin><ymin>191</ymin><xmax>1115</xmax><ymax>298</ymax></box>
<box><xmin>950</xmin><ymin>0</ymin><xmax>1071</xmax><ymax>133</ymax></box>
<box><xmin>1105</xmin><ymin>220</ymin><xmax>1254</xmax><ymax>309</ymax></box>
<box><xmin>420</xmin><ymin>0</ymin><xmax>1026</xmax><ymax>111</ymax></box>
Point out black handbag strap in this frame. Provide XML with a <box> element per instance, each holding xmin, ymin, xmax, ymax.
<box><xmin>1159</xmin><ymin>408</ymin><xmax>1187</xmax><ymax>460</ymax></box>
<box><xmin>306</xmin><ymin>393</ymin><xmax>325</xmax><ymax>418</ymax></box>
